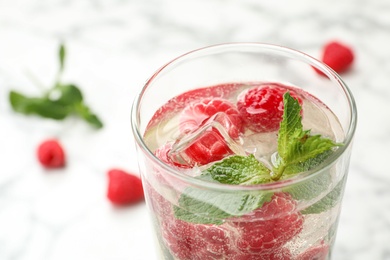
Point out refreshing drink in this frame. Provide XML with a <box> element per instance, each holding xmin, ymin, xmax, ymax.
<box><xmin>131</xmin><ymin>43</ymin><xmax>356</xmax><ymax>260</ymax></box>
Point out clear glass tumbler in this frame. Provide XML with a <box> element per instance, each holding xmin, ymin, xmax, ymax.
<box><xmin>131</xmin><ymin>43</ymin><xmax>357</xmax><ymax>260</ymax></box>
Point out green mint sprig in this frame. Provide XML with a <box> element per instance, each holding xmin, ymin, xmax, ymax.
<box><xmin>9</xmin><ymin>44</ymin><xmax>103</xmax><ymax>129</ymax></box>
<box><xmin>174</xmin><ymin>92</ymin><xmax>342</xmax><ymax>224</ymax></box>
<box><xmin>272</xmin><ymin>93</ymin><xmax>340</xmax><ymax>180</ymax></box>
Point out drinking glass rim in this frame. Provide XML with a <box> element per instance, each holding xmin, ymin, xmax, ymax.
<box><xmin>131</xmin><ymin>42</ymin><xmax>357</xmax><ymax>192</ymax></box>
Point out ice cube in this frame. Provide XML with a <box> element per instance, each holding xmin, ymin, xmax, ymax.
<box><xmin>169</xmin><ymin>112</ymin><xmax>246</xmax><ymax>167</ymax></box>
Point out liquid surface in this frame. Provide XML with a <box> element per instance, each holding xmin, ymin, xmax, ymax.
<box><xmin>144</xmin><ymin>82</ymin><xmax>344</xmax><ymax>174</ymax></box>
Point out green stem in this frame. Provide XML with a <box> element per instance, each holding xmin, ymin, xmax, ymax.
<box><xmin>271</xmin><ymin>164</ymin><xmax>286</xmax><ymax>181</ymax></box>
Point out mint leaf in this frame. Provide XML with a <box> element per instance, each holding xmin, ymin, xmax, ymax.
<box><xmin>54</xmin><ymin>84</ymin><xmax>103</xmax><ymax>129</ymax></box>
<box><xmin>284</xmin><ymin>134</ymin><xmax>339</xmax><ymax>168</ymax></box>
<box><xmin>285</xmin><ymin>167</ymin><xmax>331</xmax><ymax>201</ymax></box>
<box><xmin>202</xmin><ymin>155</ymin><xmax>271</xmax><ymax>185</ymax></box>
<box><xmin>9</xmin><ymin>91</ymin><xmax>69</xmax><ymax>120</ymax></box>
<box><xmin>282</xmin><ymin>150</ymin><xmax>332</xmax><ymax>176</ymax></box>
<box><xmin>174</xmin><ymin>186</ymin><xmax>272</xmax><ymax>224</ymax></box>
<box><xmin>75</xmin><ymin>103</ymin><xmax>104</xmax><ymax>129</ymax></box>
<box><xmin>273</xmin><ymin>92</ymin><xmax>341</xmax><ymax>179</ymax></box>
<box><xmin>54</xmin><ymin>84</ymin><xmax>83</xmax><ymax>105</ymax></box>
<box><xmin>301</xmin><ymin>175</ymin><xmax>346</xmax><ymax>214</ymax></box>
<box><xmin>277</xmin><ymin>92</ymin><xmax>305</xmax><ymax>161</ymax></box>
<box><xmin>174</xmin><ymin>192</ymin><xmax>234</xmax><ymax>225</ymax></box>
<box><xmin>8</xmin><ymin>44</ymin><xmax>103</xmax><ymax>129</ymax></box>
<box><xmin>174</xmin><ymin>154</ymin><xmax>273</xmax><ymax>224</ymax></box>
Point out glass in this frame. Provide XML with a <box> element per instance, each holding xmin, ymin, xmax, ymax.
<box><xmin>131</xmin><ymin>43</ymin><xmax>357</xmax><ymax>259</ymax></box>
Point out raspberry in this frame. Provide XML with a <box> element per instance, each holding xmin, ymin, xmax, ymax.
<box><xmin>237</xmin><ymin>84</ymin><xmax>302</xmax><ymax>133</ymax></box>
<box><xmin>196</xmin><ymin>225</ymin><xmax>231</xmax><ymax>256</ymax></box>
<box><xmin>297</xmin><ymin>244</ymin><xmax>329</xmax><ymax>260</ymax></box>
<box><xmin>179</xmin><ymin>128</ymin><xmax>234</xmax><ymax>166</ymax></box>
<box><xmin>146</xmin><ymin>83</ymin><xmax>243</xmax><ymax>130</ymax></box>
<box><xmin>180</xmin><ymin>98</ymin><xmax>243</xmax><ymax>138</ymax></box>
<box><xmin>144</xmin><ymin>182</ymin><xmax>172</xmax><ymax>217</ymax></box>
<box><xmin>231</xmin><ymin>192</ymin><xmax>303</xmax><ymax>253</ymax></box>
<box><xmin>160</xmin><ymin>192</ymin><xmax>303</xmax><ymax>259</ymax></box>
<box><xmin>318</xmin><ymin>41</ymin><xmax>354</xmax><ymax>75</ymax></box>
<box><xmin>162</xmin><ymin>218</ymin><xmax>207</xmax><ymax>260</ymax></box>
<box><xmin>107</xmin><ymin>169</ymin><xmax>144</xmax><ymax>205</ymax></box>
<box><xmin>37</xmin><ymin>139</ymin><xmax>66</xmax><ymax>168</ymax></box>
<box><xmin>173</xmin><ymin>98</ymin><xmax>243</xmax><ymax>166</ymax></box>
<box><xmin>232</xmin><ymin>247</ymin><xmax>292</xmax><ymax>260</ymax></box>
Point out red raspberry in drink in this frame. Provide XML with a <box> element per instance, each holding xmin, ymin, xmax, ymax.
<box><xmin>159</xmin><ymin>192</ymin><xmax>302</xmax><ymax>259</ymax></box>
<box><xmin>196</xmin><ymin>225</ymin><xmax>231</xmax><ymax>256</ymax></box>
<box><xmin>162</xmin><ymin>218</ymin><xmax>207</xmax><ymax>260</ymax></box>
<box><xmin>180</xmin><ymin>98</ymin><xmax>243</xmax><ymax>138</ymax></box>
<box><xmin>232</xmin><ymin>247</ymin><xmax>292</xmax><ymax>260</ymax></box>
<box><xmin>177</xmin><ymin>128</ymin><xmax>233</xmax><ymax>166</ymax></box>
<box><xmin>154</xmin><ymin>142</ymin><xmax>190</xmax><ymax>168</ymax></box>
<box><xmin>173</xmin><ymin>98</ymin><xmax>243</xmax><ymax>166</ymax></box>
<box><xmin>144</xmin><ymin>182</ymin><xmax>172</xmax><ymax>217</ymax></box>
<box><xmin>230</xmin><ymin>192</ymin><xmax>303</xmax><ymax>253</ymax></box>
<box><xmin>297</xmin><ymin>243</ymin><xmax>329</xmax><ymax>260</ymax></box>
<box><xmin>237</xmin><ymin>84</ymin><xmax>302</xmax><ymax>133</ymax></box>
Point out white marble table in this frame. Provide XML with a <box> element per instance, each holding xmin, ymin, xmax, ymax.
<box><xmin>1</xmin><ymin>0</ymin><xmax>390</xmax><ymax>259</ymax></box>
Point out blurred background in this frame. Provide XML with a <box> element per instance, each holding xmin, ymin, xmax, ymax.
<box><xmin>1</xmin><ymin>0</ymin><xmax>390</xmax><ymax>259</ymax></box>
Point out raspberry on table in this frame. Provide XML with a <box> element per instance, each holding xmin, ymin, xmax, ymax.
<box><xmin>318</xmin><ymin>41</ymin><xmax>354</xmax><ymax>75</ymax></box>
<box><xmin>237</xmin><ymin>84</ymin><xmax>302</xmax><ymax>133</ymax></box>
<box><xmin>107</xmin><ymin>169</ymin><xmax>144</xmax><ymax>205</ymax></box>
<box><xmin>37</xmin><ymin>139</ymin><xmax>66</xmax><ymax>168</ymax></box>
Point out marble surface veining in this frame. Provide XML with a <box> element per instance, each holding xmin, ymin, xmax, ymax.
<box><xmin>1</xmin><ymin>0</ymin><xmax>390</xmax><ymax>259</ymax></box>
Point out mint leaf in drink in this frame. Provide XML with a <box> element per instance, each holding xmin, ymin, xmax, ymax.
<box><xmin>174</xmin><ymin>186</ymin><xmax>273</xmax><ymax>225</ymax></box>
<box><xmin>202</xmin><ymin>154</ymin><xmax>271</xmax><ymax>185</ymax></box>
<box><xmin>272</xmin><ymin>92</ymin><xmax>341</xmax><ymax>180</ymax></box>
<box><xmin>174</xmin><ymin>154</ymin><xmax>273</xmax><ymax>224</ymax></box>
<box><xmin>281</xmin><ymin>150</ymin><xmax>332</xmax><ymax>176</ymax></box>
<box><xmin>8</xmin><ymin>44</ymin><xmax>103</xmax><ymax>129</ymax></box>
<box><xmin>285</xmin><ymin>168</ymin><xmax>331</xmax><ymax>201</ymax></box>
<box><xmin>301</xmin><ymin>175</ymin><xmax>346</xmax><ymax>214</ymax></box>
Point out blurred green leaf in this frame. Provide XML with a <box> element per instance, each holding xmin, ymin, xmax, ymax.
<box><xmin>8</xmin><ymin>43</ymin><xmax>104</xmax><ymax>129</ymax></box>
<box><xmin>75</xmin><ymin>103</ymin><xmax>104</xmax><ymax>129</ymax></box>
<box><xmin>54</xmin><ymin>84</ymin><xmax>83</xmax><ymax>105</ymax></box>
<box><xmin>59</xmin><ymin>43</ymin><xmax>66</xmax><ymax>73</ymax></box>
<box><xmin>9</xmin><ymin>91</ymin><xmax>69</xmax><ymax>120</ymax></box>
